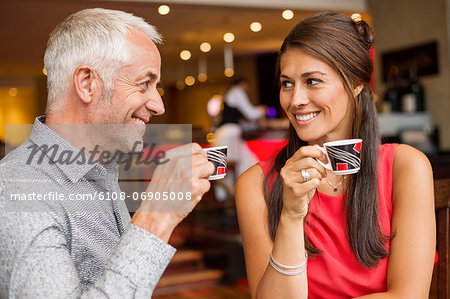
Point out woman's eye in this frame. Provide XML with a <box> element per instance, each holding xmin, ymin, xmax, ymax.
<box><xmin>281</xmin><ymin>80</ymin><xmax>293</xmax><ymax>88</ymax></box>
<box><xmin>306</xmin><ymin>78</ymin><xmax>321</xmax><ymax>86</ymax></box>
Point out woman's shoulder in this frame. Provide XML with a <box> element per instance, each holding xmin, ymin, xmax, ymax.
<box><xmin>390</xmin><ymin>143</ymin><xmax>433</xmax><ymax>212</ymax></box>
<box><xmin>378</xmin><ymin>143</ymin><xmax>431</xmax><ymax>181</ymax></box>
<box><xmin>236</xmin><ymin>163</ymin><xmax>266</xmax><ymax>188</ymax></box>
<box><xmin>392</xmin><ymin>143</ymin><xmax>432</xmax><ymax>174</ymax></box>
<box><xmin>235</xmin><ymin>163</ymin><xmax>268</xmax><ymax>217</ymax></box>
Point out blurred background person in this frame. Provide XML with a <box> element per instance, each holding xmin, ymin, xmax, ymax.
<box><xmin>214</xmin><ymin>78</ymin><xmax>266</xmax><ymax>200</ymax></box>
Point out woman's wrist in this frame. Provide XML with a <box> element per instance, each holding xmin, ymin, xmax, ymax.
<box><xmin>280</xmin><ymin>209</ymin><xmax>306</xmax><ymax>225</ymax></box>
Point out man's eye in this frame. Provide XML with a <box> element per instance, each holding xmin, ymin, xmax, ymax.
<box><xmin>306</xmin><ymin>78</ymin><xmax>322</xmax><ymax>86</ymax></box>
<box><xmin>139</xmin><ymin>81</ymin><xmax>150</xmax><ymax>92</ymax></box>
<box><xmin>281</xmin><ymin>80</ymin><xmax>293</xmax><ymax>88</ymax></box>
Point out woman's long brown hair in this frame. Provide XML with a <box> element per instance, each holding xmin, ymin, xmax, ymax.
<box><xmin>265</xmin><ymin>11</ymin><xmax>389</xmax><ymax>268</ymax></box>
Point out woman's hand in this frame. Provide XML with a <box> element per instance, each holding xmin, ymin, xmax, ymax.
<box><xmin>280</xmin><ymin>145</ymin><xmax>327</xmax><ymax>221</ymax></box>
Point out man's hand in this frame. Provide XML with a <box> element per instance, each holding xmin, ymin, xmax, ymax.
<box><xmin>131</xmin><ymin>143</ymin><xmax>214</xmax><ymax>242</ymax></box>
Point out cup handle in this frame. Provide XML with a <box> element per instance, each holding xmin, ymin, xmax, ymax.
<box><xmin>316</xmin><ymin>147</ymin><xmax>333</xmax><ymax>171</ymax></box>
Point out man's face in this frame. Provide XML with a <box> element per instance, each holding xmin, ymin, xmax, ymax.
<box><xmin>90</xmin><ymin>29</ymin><xmax>165</xmax><ymax>152</ymax></box>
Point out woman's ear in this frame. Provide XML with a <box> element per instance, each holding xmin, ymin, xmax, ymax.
<box><xmin>353</xmin><ymin>84</ymin><xmax>364</xmax><ymax>98</ymax></box>
<box><xmin>73</xmin><ymin>65</ymin><xmax>101</xmax><ymax>104</ymax></box>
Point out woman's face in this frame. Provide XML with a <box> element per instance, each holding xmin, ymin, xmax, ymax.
<box><xmin>279</xmin><ymin>48</ymin><xmax>355</xmax><ymax>146</ymax></box>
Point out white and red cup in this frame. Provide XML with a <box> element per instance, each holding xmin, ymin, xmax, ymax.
<box><xmin>203</xmin><ymin>146</ymin><xmax>228</xmax><ymax>180</ymax></box>
<box><xmin>316</xmin><ymin>139</ymin><xmax>362</xmax><ymax>175</ymax></box>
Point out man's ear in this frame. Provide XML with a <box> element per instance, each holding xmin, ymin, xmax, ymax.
<box><xmin>73</xmin><ymin>65</ymin><xmax>101</xmax><ymax>104</ymax></box>
<box><xmin>353</xmin><ymin>84</ymin><xmax>364</xmax><ymax>98</ymax></box>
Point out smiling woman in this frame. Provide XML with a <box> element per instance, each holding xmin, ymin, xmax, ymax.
<box><xmin>236</xmin><ymin>11</ymin><xmax>435</xmax><ymax>299</ymax></box>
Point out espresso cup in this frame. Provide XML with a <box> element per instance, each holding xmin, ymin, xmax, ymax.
<box><xmin>203</xmin><ymin>146</ymin><xmax>228</xmax><ymax>180</ymax></box>
<box><xmin>316</xmin><ymin>139</ymin><xmax>362</xmax><ymax>175</ymax></box>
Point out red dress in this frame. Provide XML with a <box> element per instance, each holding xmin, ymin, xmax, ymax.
<box><xmin>258</xmin><ymin>143</ymin><xmax>397</xmax><ymax>298</ymax></box>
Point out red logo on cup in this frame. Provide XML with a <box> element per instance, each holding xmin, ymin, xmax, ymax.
<box><xmin>337</xmin><ymin>163</ymin><xmax>348</xmax><ymax>171</ymax></box>
<box><xmin>353</xmin><ymin>142</ymin><xmax>362</xmax><ymax>153</ymax></box>
<box><xmin>217</xmin><ymin>167</ymin><xmax>225</xmax><ymax>175</ymax></box>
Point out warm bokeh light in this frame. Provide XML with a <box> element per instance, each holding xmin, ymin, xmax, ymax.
<box><xmin>200</xmin><ymin>42</ymin><xmax>211</xmax><ymax>53</ymax></box>
<box><xmin>282</xmin><ymin>9</ymin><xmax>294</xmax><ymax>20</ymax></box>
<box><xmin>351</xmin><ymin>13</ymin><xmax>362</xmax><ymax>22</ymax></box>
<box><xmin>8</xmin><ymin>88</ymin><xmax>17</xmax><ymax>97</ymax></box>
<box><xmin>198</xmin><ymin>73</ymin><xmax>207</xmax><ymax>82</ymax></box>
<box><xmin>180</xmin><ymin>50</ymin><xmax>191</xmax><ymax>60</ymax></box>
<box><xmin>224</xmin><ymin>68</ymin><xmax>234</xmax><ymax>77</ymax></box>
<box><xmin>185</xmin><ymin>75</ymin><xmax>195</xmax><ymax>86</ymax></box>
<box><xmin>176</xmin><ymin>81</ymin><xmax>185</xmax><ymax>91</ymax></box>
<box><xmin>206</xmin><ymin>132</ymin><xmax>216</xmax><ymax>144</ymax></box>
<box><xmin>0</xmin><ymin>86</ymin><xmax>36</xmax><ymax>145</ymax></box>
<box><xmin>250</xmin><ymin>22</ymin><xmax>262</xmax><ymax>32</ymax></box>
<box><xmin>223</xmin><ymin>32</ymin><xmax>235</xmax><ymax>43</ymax></box>
<box><xmin>158</xmin><ymin>5</ymin><xmax>170</xmax><ymax>15</ymax></box>
<box><xmin>42</xmin><ymin>68</ymin><xmax>47</xmax><ymax>76</ymax></box>
<box><xmin>157</xmin><ymin>87</ymin><xmax>164</xmax><ymax>96</ymax></box>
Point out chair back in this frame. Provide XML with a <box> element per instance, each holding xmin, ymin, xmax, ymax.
<box><xmin>434</xmin><ymin>178</ymin><xmax>450</xmax><ymax>299</ymax></box>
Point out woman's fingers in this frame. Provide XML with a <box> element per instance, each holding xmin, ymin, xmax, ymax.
<box><xmin>291</xmin><ymin>178</ymin><xmax>321</xmax><ymax>196</ymax></box>
<box><xmin>282</xmin><ymin>157</ymin><xmax>327</xmax><ymax>181</ymax></box>
<box><xmin>290</xmin><ymin>145</ymin><xmax>325</xmax><ymax>161</ymax></box>
<box><xmin>284</xmin><ymin>167</ymin><xmax>322</xmax><ymax>185</ymax></box>
<box><xmin>285</xmin><ymin>146</ymin><xmax>327</xmax><ymax>178</ymax></box>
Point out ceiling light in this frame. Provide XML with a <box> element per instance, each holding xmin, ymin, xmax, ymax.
<box><xmin>198</xmin><ymin>56</ymin><xmax>207</xmax><ymax>79</ymax></box>
<box><xmin>200</xmin><ymin>42</ymin><xmax>211</xmax><ymax>53</ymax></box>
<box><xmin>351</xmin><ymin>13</ymin><xmax>362</xmax><ymax>22</ymax></box>
<box><xmin>224</xmin><ymin>68</ymin><xmax>234</xmax><ymax>77</ymax></box>
<box><xmin>250</xmin><ymin>22</ymin><xmax>262</xmax><ymax>32</ymax></box>
<box><xmin>42</xmin><ymin>68</ymin><xmax>47</xmax><ymax>76</ymax></box>
<box><xmin>180</xmin><ymin>50</ymin><xmax>191</xmax><ymax>60</ymax></box>
<box><xmin>282</xmin><ymin>10</ymin><xmax>294</xmax><ymax>20</ymax></box>
<box><xmin>223</xmin><ymin>45</ymin><xmax>234</xmax><ymax>77</ymax></box>
<box><xmin>223</xmin><ymin>32</ymin><xmax>235</xmax><ymax>43</ymax></box>
<box><xmin>185</xmin><ymin>75</ymin><xmax>195</xmax><ymax>86</ymax></box>
<box><xmin>158</xmin><ymin>5</ymin><xmax>170</xmax><ymax>15</ymax></box>
<box><xmin>198</xmin><ymin>73</ymin><xmax>207</xmax><ymax>82</ymax></box>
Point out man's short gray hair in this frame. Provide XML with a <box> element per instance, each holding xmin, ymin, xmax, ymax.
<box><xmin>44</xmin><ymin>8</ymin><xmax>162</xmax><ymax>112</ymax></box>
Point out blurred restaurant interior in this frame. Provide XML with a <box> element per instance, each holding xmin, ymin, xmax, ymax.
<box><xmin>1</xmin><ymin>0</ymin><xmax>450</xmax><ymax>297</ymax></box>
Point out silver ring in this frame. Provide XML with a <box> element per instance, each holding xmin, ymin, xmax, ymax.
<box><xmin>301</xmin><ymin>169</ymin><xmax>311</xmax><ymax>182</ymax></box>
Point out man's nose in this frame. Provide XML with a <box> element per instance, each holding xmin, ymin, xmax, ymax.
<box><xmin>145</xmin><ymin>92</ymin><xmax>165</xmax><ymax>116</ymax></box>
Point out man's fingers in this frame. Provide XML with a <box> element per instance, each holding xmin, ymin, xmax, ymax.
<box><xmin>191</xmin><ymin>143</ymin><xmax>207</xmax><ymax>157</ymax></box>
<box><xmin>192</xmin><ymin>152</ymin><xmax>215</xmax><ymax>178</ymax></box>
<box><xmin>191</xmin><ymin>178</ymin><xmax>211</xmax><ymax>205</ymax></box>
<box><xmin>165</xmin><ymin>143</ymin><xmax>205</xmax><ymax>160</ymax></box>
<box><xmin>195</xmin><ymin>161</ymin><xmax>215</xmax><ymax>179</ymax></box>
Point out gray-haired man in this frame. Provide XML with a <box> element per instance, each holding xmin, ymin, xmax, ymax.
<box><xmin>0</xmin><ymin>8</ymin><xmax>214</xmax><ymax>298</ymax></box>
